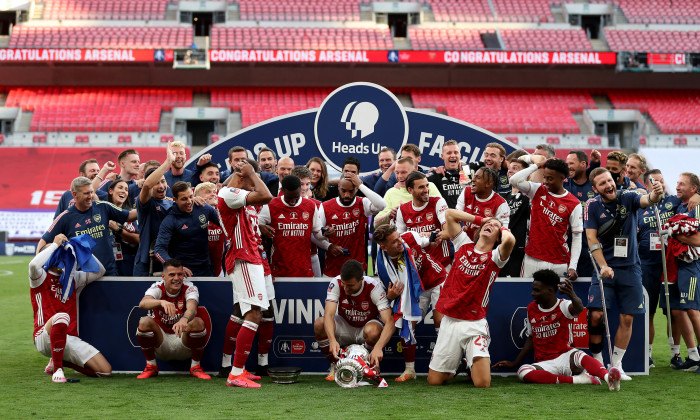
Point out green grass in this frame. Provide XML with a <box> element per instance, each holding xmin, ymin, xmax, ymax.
<box><xmin>0</xmin><ymin>255</ymin><xmax>697</xmax><ymax>419</ymax></box>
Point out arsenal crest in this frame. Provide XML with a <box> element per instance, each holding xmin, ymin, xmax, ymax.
<box><xmin>302</xmin><ymin>211</ymin><xmax>310</xmax><ymax>221</ymax></box>
<box><xmin>480</xmin><ymin>254</ymin><xmax>488</xmax><ymax>262</ymax></box>
<box><xmin>426</xmin><ymin>212</ymin><xmax>434</xmax><ymax>222</ymax></box>
<box><xmin>199</xmin><ymin>214</ymin><xmax>206</xmax><ymax>223</ymax></box>
<box><xmin>558</xmin><ymin>204</ymin><xmax>566</xmax><ymax>214</ymax></box>
<box><xmin>93</xmin><ymin>214</ymin><xmax>102</xmax><ymax>223</ymax></box>
<box><xmin>353</xmin><ymin>208</ymin><xmax>360</xmax><ymax>218</ymax></box>
<box><xmin>484</xmin><ymin>208</ymin><xmax>493</xmax><ymax>217</ymax></box>
<box><xmin>177</xmin><ymin>300</ymin><xmax>184</xmax><ymax>309</ymax></box>
<box><xmin>361</xmin><ymin>301</ymin><xmax>369</xmax><ymax>311</ymax></box>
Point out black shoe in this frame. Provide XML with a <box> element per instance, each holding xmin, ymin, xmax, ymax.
<box><xmin>455</xmin><ymin>358</ymin><xmax>468</xmax><ymax>376</ymax></box>
<box><xmin>673</xmin><ymin>358</ymin><xmax>700</xmax><ymax>371</ymax></box>
<box><xmin>255</xmin><ymin>365</ymin><xmax>269</xmax><ymax>377</ymax></box>
<box><xmin>218</xmin><ymin>366</ymin><xmax>232</xmax><ymax>378</ymax></box>
<box><xmin>670</xmin><ymin>354</ymin><xmax>684</xmax><ymax>369</ymax></box>
<box><xmin>649</xmin><ymin>356</ymin><xmax>655</xmax><ymax>368</ymax></box>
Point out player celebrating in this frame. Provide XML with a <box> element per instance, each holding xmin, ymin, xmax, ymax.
<box><xmin>509</xmin><ymin>155</ymin><xmax>583</xmax><ymax>280</ymax></box>
<box><xmin>585</xmin><ymin>167</ymin><xmax>664</xmax><ymax>379</ymax></box>
<box><xmin>427</xmin><ymin>209</ymin><xmax>515</xmax><ymax>387</ymax></box>
<box><xmin>396</xmin><ymin>171</ymin><xmax>451</xmax><ymax>269</ymax></box>
<box><xmin>217</xmin><ymin>158</ymin><xmax>273</xmax><ymax>388</ymax></box>
<box><xmin>313</xmin><ymin>260</ymin><xmax>395</xmax><ymax>380</ymax></box>
<box><xmin>374</xmin><ymin>224</ymin><xmax>447</xmax><ymax>381</ymax></box>
<box><xmin>30</xmin><ymin>234</ymin><xmax>112</xmax><ymax>383</ymax></box>
<box><xmin>135</xmin><ymin>259</ymin><xmax>211</xmax><ymax>380</ymax></box>
<box><xmin>319</xmin><ymin>174</ymin><xmax>386</xmax><ymax>276</ymax></box>
<box><xmin>493</xmin><ymin>269</ymin><xmax>622</xmax><ymax>391</ymax></box>
<box><xmin>456</xmin><ymin>167</ymin><xmax>510</xmax><ymax>240</ymax></box>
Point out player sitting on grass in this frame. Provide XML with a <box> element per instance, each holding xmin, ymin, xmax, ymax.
<box><xmin>493</xmin><ymin>269</ymin><xmax>622</xmax><ymax>391</ymax></box>
<box><xmin>29</xmin><ymin>233</ymin><xmax>112</xmax><ymax>383</ymax></box>
<box><xmin>135</xmin><ymin>258</ymin><xmax>211</xmax><ymax>380</ymax></box>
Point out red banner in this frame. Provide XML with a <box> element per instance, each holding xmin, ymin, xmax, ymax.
<box><xmin>209</xmin><ymin>49</ymin><xmax>617</xmax><ymax>65</ymax></box>
<box><xmin>0</xmin><ymin>48</ymin><xmax>174</xmax><ymax>62</ymax></box>
<box><xmin>648</xmin><ymin>53</ymin><xmax>686</xmax><ymax>66</ymax></box>
<box><xmin>0</xmin><ymin>147</ymin><xmax>170</xmax><ymax>210</ymax></box>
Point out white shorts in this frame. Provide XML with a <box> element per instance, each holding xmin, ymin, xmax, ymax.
<box><xmin>334</xmin><ymin>314</ymin><xmax>383</xmax><ymax>347</ymax></box>
<box><xmin>527</xmin><ymin>349</ymin><xmax>583</xmax><ymax>376</ymax></box>
<box><xmin>521</xmin><ymin>254</ymin><xmax>568</xmax><ymax>278</ymax></box>
<box><xmin>34</xmin><ymin>326</ymin><xmax>100</xmax><ymax>367</ymax></box>
<box><xmin>419</xmin><ymin>282</ymin><xmax>443</xmax><ymax>319</ymax></box>
<box><xmin>265</xmin><ymin>274</ymin><xmax>275</xmax><ymax>300</ymax></box>
<box><xmin>230</xmin><ymin>259</ymin><xmax>269</xmax><ymax>315</ymax></box>
<box><xmin>429</xmin><ymin>316</ymin><xmax>490</xmax><ymax>373</ymax></box>
<box><xmin>154</xmin><ymin>327</ymin><xmax>191</xmax><ymax>361</ymax></box>
<box><xmin>311</xmin><ymin>254</ymin><xmax>322</xmax><ymax>277</ymax></box>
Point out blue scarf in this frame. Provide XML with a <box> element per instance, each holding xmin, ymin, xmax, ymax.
<box><xmin>43</xmin><ymin>234</ymin><xmax>99</xmax><ymax>302</ymax></box>
<box><xmin>377</xmin><ymin>243</ymin><xmax>424</xmax><ymax>344</ymax></box>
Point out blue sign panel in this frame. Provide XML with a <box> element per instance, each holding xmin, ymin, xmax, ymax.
<box><xmin>186</xmin><ymin>82</ymin><xmax>519</xmax><ymax>176</ymax></box>
<box><xmin>78</xmin><ymin>277</ymin><xmax>647</xmax><ymax>375</ymax></box>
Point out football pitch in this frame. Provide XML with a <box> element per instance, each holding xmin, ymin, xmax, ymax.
<box><xmin>1</xmin><ymin>255</ymin><xmax>696</xmax><ymax>419</ymax></box>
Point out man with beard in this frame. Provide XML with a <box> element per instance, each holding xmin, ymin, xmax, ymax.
<box><xmin>165</xmin><ymin>141</ymin><xmax>195</xmax><ymax>187</ymax></box>
<box><xmin>428</xmin><ymin>140</ymin><xmax>470</xmax><ymax>209</ymax></box>
<box><xmin>584</xmin><ymin>167</ymin><xmax>664</xmax><ymax>379</ymax></box>
<box><xmin>605</xmin><ymin>151</ymin><xmax>633</xmax><ymax>190</ymax></box>
<box><xmin>374</xmin><ymin>158</ymin><xmax>441</xmax><ymax>227</ymax></box>
<box><xmin>456</xmin><ymin>166</ymin><xmax>510</xmax><ymax>240</ymax></box>
<box><xmin>481</xmin><ymin>142</ymin><xmax>510</xmax><ymax>195</ymax></box>
<box><xmin>564</xmin><ymin>150</ymin><xmax>598</xmax><ymax>277</ymax></box>
<box><xmin>318</xmin><ymin>174</ymin><xmax>386</xmax><ymax>276</ymax></box>
<box><xmin>257</xmin><ymin>147</ymin><xmax>277</xmax><ymax>174</ymax></box>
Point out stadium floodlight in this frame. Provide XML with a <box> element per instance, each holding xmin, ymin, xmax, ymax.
<box><xmin>650</xmin><ymin>178</ymin><xmax>674</xmax><ymax>349</ymax></box>
<box><xmin>588</xmin><ymin>250</ymin><xmax>614</xmax><ymax>368</ymax></box>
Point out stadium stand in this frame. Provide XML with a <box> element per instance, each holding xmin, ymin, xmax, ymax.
<box><xmin>42</xmin><ymin>0</ymin><xmax>169</xmax><ymax>21</ymax></box>
<box><xmin>492</xmin><ymin>0</ymin><xmax>555</xmax><ymax>23</ymax></box>
<box><xmin>210</xmin><ymin>87</ymin><xmax>333</xmax><ymax>127</ymax></box>
<box><xmin>500</xmin><ymin>29</ymin><xmax>593</xmax><ymax>51</ymax></box>
<box><xmin>210</xmin><ymin>26</ymin><xmax>393</xmax><ymax>50</ymax></box>
<box><xmin>6</xmin><ymin>88</ymin><xmax>192</xmax><ymax>132</ymax></box>
<box><xmin>429</xmin><ymin>0</ymin><xmax>494</xmax><ymax>23</ymax></box>
<box><xmin>411</xmin><ymin>88</ymin><xmax>595</xmax><ymax>134</ymax></box>
<box><xmin>592</xmin><ymin>0</ymin><xmax>700</xmax><ymax>25</ymax></box>
<box><xmin>408</xmin><ymin>27</ymin><xmax>488</xmax><ymax>50</ymax></box>
<box><xmin>237</xmin><ymin>0</ymin><xmax>364</xmax><ymax>22</ymax></box>
<box><xmin>604</xmin><ymin>29</ymin><xmax>700</xmax><ymax>53</ymax></box>
<box><xmin>606</xmin><ymin>89</ymin><xmax>700</xmax><ymax>134</ymax></box>
<box><xmin>9</xmin><ymin>26</ymin><xmax>193</xmax><ymax>49</ymax></box>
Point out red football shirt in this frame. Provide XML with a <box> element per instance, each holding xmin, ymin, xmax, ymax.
<box><xmin>436</xmin><ymin>232</ymin><xmax>508</xmax><ymax>321</ymax></box>
<box><xmin>207</xmin><ymin>222</ymin><xmax>225</xmax><ymax>276</ymax></box>
<box><xmin>396</xmin><ymin>196</ymin><xmax>451</xmax><ymax>268</ymax></box>
<box><xmin>320</xmin><ymin>197</ymin><xmax>371</xmax><ymax>277</ymax></box>
<box><xmin>259</xmin><ymin>197</ymin><xmax>321</xmax><ymax>277</ymax></box>
<box><xmin>400</xmin><ymin>231</ymin><xmax>447</xmax><ymax>290</ymax></box>
<box><xmin>218</xmin><ymin>187</ymin><xmax>263</xmax><ymax>272</ymax></box>
<box><xmin>144</xmin><ymin>280</ymin><xmax>199</xmax><ymax>334</ymax></box>
<box><xmin>456</xmin><ymin>188</ymin><xmax>510</xmax><ymax>240</ymax></box>
<box><xmin>326</xmin><ymin>276</ymin><xmax>390</xmax><ymax>328</ymax></box>
<box><xmin>526</xmin><ymin>299</ymin><xmax>576</xmax><ymax>362</ymax></box>
<box><xmin>30</xmin><ymin>271</ymin><xmax>86</xmax><ymax>338</ymax></box>
<box><xmin>524</xmin><ymin>184</ymin><xmax>583</xmax><ymax>265</ymax></box>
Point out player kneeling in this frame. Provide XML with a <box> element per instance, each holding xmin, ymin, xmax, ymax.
<box><xmin>493</xmin><ymin>269</ymin><xmax>622</xmax><ymax>391</ymax></box>
<box><xmin>135</xmin><ymin>259</ymin><xmax>211</xmax><ymax>380</ymax></box>
<box><xmin>30</xmin><ymin>234</ymin><xmax>112</xmax><ymax>383</ymax></box>
<box><xmin>314</xmin><ymin>260</ymin><xmax>395</xmax><ymax>380</ymax></box>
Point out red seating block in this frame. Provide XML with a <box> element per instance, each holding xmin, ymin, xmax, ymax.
<box><xmin>638</xmin><ymin>136</ymin><xmax>646</xmax><ymax>145</ymax></box>
<box><xmin>505</xmin><ymin>136</ymin><xmax>519</xmax><ymax>144</ymax></box>
<box><xmin>160</xmin><ymin>135</ymin><xmax>174</xmax><ymax>143</ymax></box>
<box><xmin>211</xmin><ymin>134</ymin><xmax>220</xmax><ymax>143</ymax></box>
<box><xmin>75</xmin><ymin>135</ymin><xmax>89</xmax><ymax>143</ymax></box>
<box><xmin>674</xmin><ymin>137</ymin><xmax>687</xmax><ymax>146</ymax></box>
<box><xmin>118</xmin><ymin>135</ymin><xmax>132</xmax><ymax>143</ymax></box>
<box><xmin>587</xmin><ymin>136</ymin><xmax>601</xmax><ymax>145</ymax></box>
<box><xmin>546</xmin><ymin>136</ymin><xmax>560</xmax><ymax>144</ymax></box>
<box><xmin>33</xmin><ymin>135</ymin><xmax>47</xmax><ymax>143</ymax></box>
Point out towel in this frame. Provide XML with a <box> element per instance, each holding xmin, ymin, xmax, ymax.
<box><xmin>43</xmin><ymin>234</ymin><xmax>99</xmax><ymax>302</ymax></box>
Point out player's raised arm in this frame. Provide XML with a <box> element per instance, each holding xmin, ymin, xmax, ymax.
<box><xmin>558</xmin><ymin>279</ymin><xmax>584</xmax><ymax>316</ymax></box>
<box><xmin>29</xmin><ymin>234</ymin><xmax>67</xmax><ymax>280</ymax></box>
<box><xmin>141</xmin><ymin>144</ymin><xmax>174</xmax><ymax>204</ymax></box>
<box><xmin>240</xmin><ymin>160</ymin><xmax>273</xmax><ymax>206</ymax></box>
<box><xmin>443</xmin><ymin>208</ymin><xmax>479</xmax><ymax>239</ymax></box>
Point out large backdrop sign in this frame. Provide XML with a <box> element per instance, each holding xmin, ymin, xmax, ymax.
<box><xmin>186</xmin><ymin>82</ymin><xmax>519</xmax><ymax>175</ymax></box>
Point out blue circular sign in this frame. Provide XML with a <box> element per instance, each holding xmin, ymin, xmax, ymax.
<box><xmin>314</xmin><ymin>82</ymin><xmax>408</xmax><ymax>174</ymax></box>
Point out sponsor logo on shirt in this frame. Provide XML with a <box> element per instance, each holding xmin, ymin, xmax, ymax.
<box><xmin>75</xmin><ymin>223</ymin><xmax>81</xmax><ymax>228</ymax></box>
<box><xmin>278</xmin><ymin>214</ymin><xmax>285</xmax><ymax>219</ymax></box>
<box><xmin>181</xmin><ymin>224</ymin><xmax>189</xmax><ymax>230</ymax></box>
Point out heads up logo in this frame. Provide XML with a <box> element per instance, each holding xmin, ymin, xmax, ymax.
<box><xmin>314</xmin><ymin>82</ymin><xmax>408</xmax><ymax>174</ymax></box>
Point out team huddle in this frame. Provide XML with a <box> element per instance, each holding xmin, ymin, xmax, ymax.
<box><xmin>29</xmin><ymin>139</ymin><xmax>700</xmax><ymax>390</ymax></box>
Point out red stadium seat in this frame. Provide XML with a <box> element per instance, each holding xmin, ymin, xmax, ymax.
<box><xmin>33</xmin><ymin>135</ymin><xmax>47</xmax><ymax>143</ymax></box>
<box><xmin>75</xmin><ymin>135</ymin><xmax>89</xmax><ymax>143</ymax></box>
<box><xmin>546</xmin><ymin>136</ymin><xmax>560</xmax><ymax>144</ymax></box>
<box><xmin>118</xmin><ymin>135</ymin><xmax>132</xmax><ymax>143</ymax></box>
<box><xmin>587</xmin><ymin>136</ymin><xmax>602</xmax><ymax>145</ymax></box>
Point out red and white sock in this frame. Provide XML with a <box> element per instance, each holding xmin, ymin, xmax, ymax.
<box><xmin>580</xmin><ymin>354</ymin><xmax>608</xmax><ymax>381</ymax></box>
<box><xmin>402</xmin><ymin>340</ymin><xmax>416</xmax><ymax>369</ymax></box>
<box><xmin>231</xmin><ymin>320</ymin><xmax>258</xmax><ymax>376</ymax></box>
<box><xmin>317</xmin><ymin>338</ymin><xmax>336</xmax><ymax>363</ymax></box>
<box><xmin>222</xmin><ymin>315</ymin><xmax>242</xmax><ymax>367</ymax></box>
<box><xmin>522</xmin><ymin>369</ymin><xmax>574</xmax><ymax>384</ymax></box>
<box><xmin>136</xmin><ymin>328</ymin><xmax>157</xmax><ymax>365</ymax></box>
<box><xmin>257</xmin><ymin>318</ymin><xmax>273</xmax><ymax>366</ymax></box>
<box><xmin>50</xmin><ymin>313</ymin><xmax>70</xmax><ymax>371</ymax></box>
<box><xmin>188</xmin><ymin>329</ymin><xmax>207</xmax><ymax>367</ymax></box>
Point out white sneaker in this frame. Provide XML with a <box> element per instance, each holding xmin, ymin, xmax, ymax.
<box><xmin>613</xmin><ymin>362</ymin><xmax>632</xmax><ymax>381</ymax></box>
<box><xmin>52</xmin><ymin>368</ymin><xmax>66</xmax><ymax>383</ymax></box>
<box><xmin>573</xmin><ymin>372</ymin><xmax>601</xmax><ymax>385</ymax></box>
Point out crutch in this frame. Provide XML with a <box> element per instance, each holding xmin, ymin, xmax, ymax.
<box><xmin>650</xmin><ymin>178</ymin><xmax>674</xmax><ymax>348</ymax></box>
<box><xmin>589</xmin><ymin>250</ymin><xmax>615</xmax><ymax>366</ymax></box>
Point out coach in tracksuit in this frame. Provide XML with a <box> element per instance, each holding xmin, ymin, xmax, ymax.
<box><xmin>154</xmin><ymin>181</ymin><xmax>221</xmax><ymax>277</ymax></box>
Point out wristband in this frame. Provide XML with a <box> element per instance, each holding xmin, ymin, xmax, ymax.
<box><xmin>473</xmin><ymin>215</ymin><xmax>484</xmax><ymax>226</ymax></box>
<box><xmin>182</xmin><ymin>315</ymin><xmax>190</xmax><ymax>322</ymax></box>
<box><xmin>500</xmin><ymin>226</ymin><xmax>510</xmax><ymax>232</ymax></box>
<box><xmin>95</xmin><ymin>175</ymin><xmax>103</xmax><ymax>181</ymax></box>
